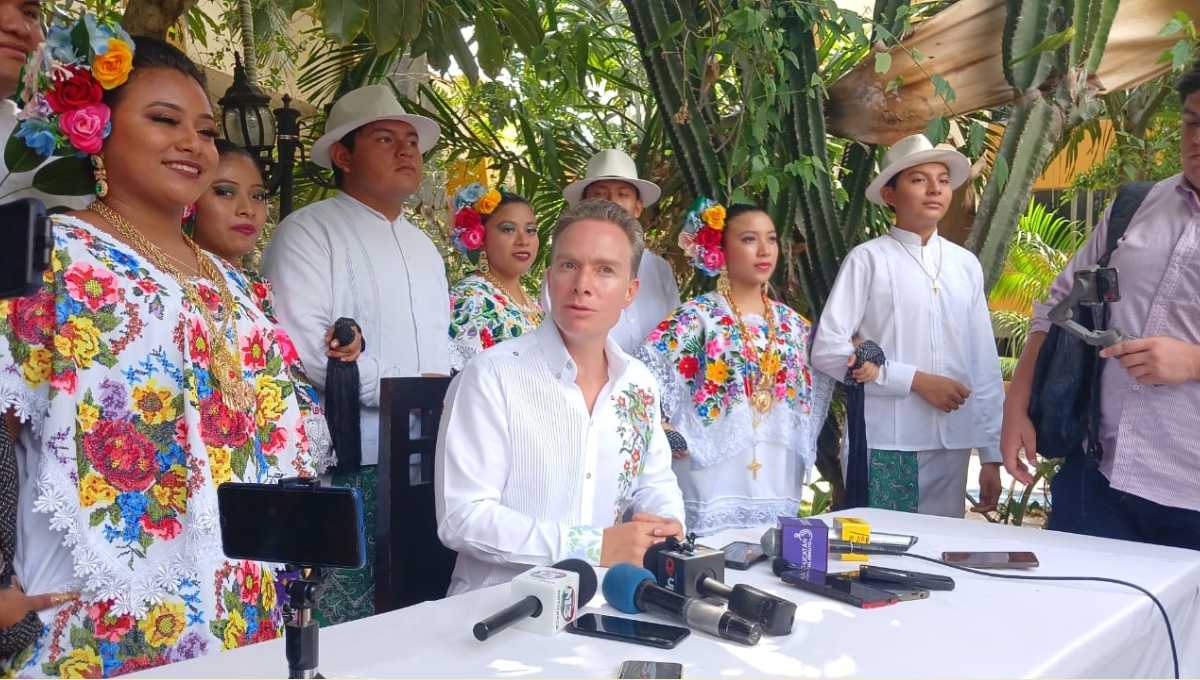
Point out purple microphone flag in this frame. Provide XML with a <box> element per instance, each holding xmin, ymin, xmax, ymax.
<box><xmin>778</xmin><ymin>517</ymin><xmax>829</xmax><ymax>572</ymax></box>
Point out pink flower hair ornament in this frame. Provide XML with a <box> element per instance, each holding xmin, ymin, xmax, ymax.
<box><xmin>678</xmin><ymin>196</ymin><xmax>727</xmax><ymax>276</ymax></box>
<box><xmin>450</xmin><ymin>181</ymin><xmax>503</xmax><ymax>259</ymax></box>
<box><xmin>14</xmin><ymin>14</ymin><xmax>135</xmax><ymax>159</ymax></box>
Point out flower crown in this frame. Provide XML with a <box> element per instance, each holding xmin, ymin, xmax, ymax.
<box><xmin>450</xmin><ymin>182</ymin><xmax>503</xmax><ymax>256</ymax></box>
<box><xmin>15</xmin><ymin>14</ymin><xmax>135</xmax><ymax>159</ymax></box>
<box><xmin>677</xmin><ymin>196</ymin><xmax>727</xmax><ymax>276</ymax></box>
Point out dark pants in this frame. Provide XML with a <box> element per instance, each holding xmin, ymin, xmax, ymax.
<box><xmin>1049</xmin><ymin>456</ymin><xmax>1200</xmax><ymax>551</ymax></box>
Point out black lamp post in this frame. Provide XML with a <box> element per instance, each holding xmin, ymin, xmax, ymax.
<box><xmin>217</xmin><ymin>53</ymin><xmax>302</xmax><ymax>218</ymax></box>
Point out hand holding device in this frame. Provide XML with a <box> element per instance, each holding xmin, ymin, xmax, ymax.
<box><xmin>602</xmin><ymin>563</ymin><xmax>762</xmax><ymax>646</ymax></box>
<box><xmin>473</xmin><ymin>559</ymin><xmax>597</xmax><ymax>640</ymax></box>
<box><xmin>1047</xmin><ymin>265</ymin><xmax>1134</xmax><ymax>347</ymax></box>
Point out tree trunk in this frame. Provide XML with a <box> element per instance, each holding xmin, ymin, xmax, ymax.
<box><xmin>121</xmin><ymin>0</ymin><xmax>196</xmax><ymax>39</ymax></box>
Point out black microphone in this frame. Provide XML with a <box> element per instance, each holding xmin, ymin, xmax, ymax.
<box><xmin>603</xmin><ymin>563</ymin><xmax>762</xmax><ymax>646</ymax></box>
<box><xmin>472</xmin><ymin>559</ymin><xmax>598</xmax><ymax>641</ymax></box>
<box><xmin>644</xmin><ymin>541</ymin><xmax>795</xmax><ymax>635</ymax></box>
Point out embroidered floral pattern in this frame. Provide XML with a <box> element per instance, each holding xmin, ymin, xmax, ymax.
<box><xmin>644</xmin><ymin>292</ymin><xmax>813</xmax><ymax>427</ymax></box>
<box><xmin>448</xmin><ymin>274</ymin><xmax>541</xmax><ymax>371</ymax></box>
<box><xmin>565</xmin><ymin>525</ymin><xmax>603</xmax><ymax>564</ymax></box>
<box><xmin>0</xmin><ymin>216</ymin><xmax>315</xmax><ymax>677</ymax></box>
<box><xmin>611</xmin><ymin>386</ymin><xmax>656</xmax><ymax>510</ymax></box>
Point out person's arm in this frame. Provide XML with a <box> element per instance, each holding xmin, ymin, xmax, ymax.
<box><xmin>812</xmin><ymin>249</ymin><xmax>915</xmax><ymax>395</ymax></box>
<box><xmin>628</xmin><ymin>395</ymin><xmax>686</xmax><ymax>525</ymax></box>
<box><xmin>967</xmin><ymin>261</ymin><xmax>1005</xmax><ymax>466</ymax></box>
<box><xmin>260</xmin><ymin>219</ymin><xmax>336</xmax><ymax>393</ymax></box>
<box><xmin>435</xmin><ymin>365</ymin><xmax>604</xmax><ymax>565</ymax></box>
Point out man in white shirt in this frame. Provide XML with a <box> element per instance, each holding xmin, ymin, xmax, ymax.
<box><xmin>541</xmin><ymin>149</ymin><xmax>681</xmax><ymax>351</ymax></box>
<box><xmin>437</xmin><ymin>199</ymin><xmax>686</xmax><ymax>594</ymax></box>
<box><xmin>260</xmin><ymin>84</ymin><xmax>450</xmax><ymax>621</ymax></box>
<box><xmin>811</xmin><ymin>134</ymin><xmax>1004</xmax><ymax>517</ymax></box>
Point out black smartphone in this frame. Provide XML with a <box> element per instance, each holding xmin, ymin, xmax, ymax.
<box><xmin>566</xmin><ymin>612</ymin><xmax>690</xmax><ymax>649</ymax></box>
<box><xmin>216</xmin><ymin>481</ymin><xmax>366</xmax><ymax>569</ymax></box>
<box><xmin>858</xmin><ymin>565</ymin><xmax>955</xmax><ymax>591</ymax></box>
<box><xmin>0</xmin><ymin>198</ymin><xmax>51</xmax><ymax>299</ymax></box>
<box><xmin>836</xmin><ymin>573</ymin><xmax>929</xmax><ymax>601</ymax></box>
<box><xmin>618</xmin><ymin>660</ymin><xmax>683</xmax><ymax>679</ymax></box>
<box><xmin>721</xmin><ymin>540</ymin><xmax>766</xmax><ymax>570</ymax></box>
<box><xmin>779</xmin><ymin>568</ymin><xmax>899</xmax><ymax>609</ymax></box>
<box><xmin>941</xmin><ymin>551</ymin><xmax>1039</xmax><ymax>569</ymax></box>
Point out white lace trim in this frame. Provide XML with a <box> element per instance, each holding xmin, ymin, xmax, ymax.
<box><xmin>449</xmin><ymin>342</ymin><xmax>480</xmax><ymax>374</ymax></box>
<box><xmin>34</xmin><ymin>455</ymin><xmax>225</xmax><ymax>616</ymax></box>
<box><xmin>305</xmin><ymin>414</ymin><xmax>336</xmax><ymax>474</ymax></box>
<box><xmin>0</xmin><ymin>369</ymin><xmax>47</xmax><ymax>437</ymax></box>
<box><xmin>685</xmin><ymin>496</ymin><xmax>802</xmax><ymax>537</ymax></box>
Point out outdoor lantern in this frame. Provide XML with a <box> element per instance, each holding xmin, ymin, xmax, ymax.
<box><xmin>218</xmin><ymin>52</ymin><xmax>276</xmax><ymax>166</ymax></box>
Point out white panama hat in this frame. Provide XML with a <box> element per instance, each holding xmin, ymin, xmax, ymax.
<box><xmin>310</xmin><ymin>84</ymin><xmax>441</xmax><ymax>170</ymax></box>
<box><xmin>562</xmin><ymin>149</ymin><xmax>662</xmax><ymax>206</ymax></box>
<box><xmin>865</xmin><ymin>133</ymin><xmax>971</xmax><ymax>206</ymax></box>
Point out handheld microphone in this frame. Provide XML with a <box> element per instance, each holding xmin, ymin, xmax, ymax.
<box><xmin>644</xmin><ymin>542</ymin><xmax>795</xmax><ymax>635</ymax></box>
<box><xmin>602</xmin><ymin>563</ymin><xmax>762</xmax><ymax>646</ymax></box>
<box><xmin>472</xmin><ymin>559</ymin><xmax>597</xmax><ymax>641</ymax></box>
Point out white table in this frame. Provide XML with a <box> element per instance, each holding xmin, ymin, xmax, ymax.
<box><xmin>132</xmin><ymin>509</ymin><xmax>1200</xmax><ymax>678</ymax></box>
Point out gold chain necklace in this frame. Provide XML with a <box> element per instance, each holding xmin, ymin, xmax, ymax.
<box><xmin>481</xmin><ymin>270</ymin><xmax>544</xmax><ymax>325</ymax></box>
<box><xmin>888</xmin><ymin>232</ymin><xmax>943</xmax><ymax>294</ymax></box>
<box><xmin>90</xmin><ymin>201</ymin><xmax>255</xmax><ymax>412</ymax></box>
<box><xmin>719</xmin><ymin>279</ymin><xmax>780</xmax><ymax>481</ymax></box>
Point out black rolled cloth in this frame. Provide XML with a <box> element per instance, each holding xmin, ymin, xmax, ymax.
<box><xmin>843</xmin><ymin>340</ymin><xmax>887</xmax><ymax>510</ymax></box>
<box><xmin>326</xmin><ymin>318</ymin><xmax>364</xmax><ymax>475</ymax></box>
<box><xmin>665</xmin><ymin>428</ymin><xmax>689</xmax><ymax>453</ymax></box>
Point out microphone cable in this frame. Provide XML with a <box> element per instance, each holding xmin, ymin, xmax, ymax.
<box><xmin>898</xmin><ymin>552</ymin><xmax>1179</xmax><ymax>679</ymax></box>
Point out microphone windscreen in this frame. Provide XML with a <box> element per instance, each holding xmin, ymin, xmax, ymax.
<box><xmin>602</xmin><ymin>563</ymin><xmax>655</xmax><ymax>615</ymax></box>
<box><xmin>760</xmin><ymin>527</ymin><xmax>782</xmax><ymax>557</ymax></box>
<box><xmin>771</xmin><ymin>556</ymin><xmax>792</xmax><ymax>577</ymax></box>
<box><xmin>642</xmin><ymin>541</ymin><xmax>672</xmax><ymax>571</ymax></box>
<box><xmin>553</xmin><ymin>558</ymin><xmax>598</xmax><ymax>606</ymax></box>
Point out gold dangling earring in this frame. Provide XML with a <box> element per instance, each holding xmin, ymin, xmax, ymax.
<box><xmin>479</xmin><ymin>249</ymin><xmax>490</xmax><ymax>274</ymax></box>
<box><xmin>717</xmin><ymin>266</ymin><xmax>732</xmax><ymax>299</ymax></box>
<box><xmin>92</xmin><ymin>155</ymin><xmax>108</xmax><ymax>198</ymax></box>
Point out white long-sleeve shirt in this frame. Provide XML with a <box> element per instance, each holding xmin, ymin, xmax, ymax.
<box><xmin>811</xmin><ymin>228</ymin><xmax>1004</xmax><ymax>463</ymax></box>
<box><xmin>540</xmin><ymin>250</ymin><xmax>680</xmax><ymax>352</ymax></box>
<box><xmin>260</xmin><ymin>192</ymin><xmax>450</xmax><ymax>466</ymax></box>
<box><xmin>435</xmin><ymin>320</ymin><xmax>685</xmax><ymax>594</ymax></box>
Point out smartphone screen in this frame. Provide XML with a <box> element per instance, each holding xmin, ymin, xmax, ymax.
<box><xmin>618</xmin><ymin>660</ymin><xmax>683</xmax><ymax>679</ymax></box>
<box><xmin>779</xmin><ymin>568</ymin><xmax>898</xmax><ymax>608</ymax></box>
<box><xmin>566</xmin><ymin>613</ymin><xmax>690</xmax><ymax>649</ymax></box>
<box><xmin>217</xmin><ymin>482</ymin><xmax>366</xmax><ymax>569</ymax></box>
<box><xmin>940</xmin><ymin>551</ymin><xmax>1039</xmax><ymax>569</ymax></box>
<box><xmin>721</xmin><ymin>541</ymin><xmax>765</xmax><ymax>570</ymax></box>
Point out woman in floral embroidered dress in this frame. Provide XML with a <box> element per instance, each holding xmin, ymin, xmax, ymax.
<box><xmin>447</xmin><ymin>183</ymin><xmax>543</xmax><ymax>371</ymax></box>
<box><xmin>190</xmin><ymin>138</ymin><xmax>362</xmax><ymax>474</ymax></box>
<box><xmin>636</xmin><ymin>201</ymin><xmax>833</xmax><ymax>536</ymax></box>
<box><xmin>0</xmin><ymin>23</ymin><xmax>317</xmax><ymax>676</ymax></box>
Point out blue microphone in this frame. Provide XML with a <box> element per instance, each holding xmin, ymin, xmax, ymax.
<box><xmin>602</xmin><ymin>563</ymin><xmax>761</xmax><ymax>646</ymax></box>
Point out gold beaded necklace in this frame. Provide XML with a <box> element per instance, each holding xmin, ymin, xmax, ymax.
<box><xmin>718</xmin><ymin>276</ymin><xmax>781</xmax><ymax>480</ymax></box>
<box><xmin>90</xmin><ymin>201</ymin><xmax>255</xmax><ymax>412</ymax></box>
<box><xmin>481</xmin><ymin>270</ymin><xmax>544</xmax><ymax>325</ymax></box>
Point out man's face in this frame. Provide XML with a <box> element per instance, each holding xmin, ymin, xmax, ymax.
<box><xmin>331</xmin><ymin>120</ymin><xmax>424</xmax><ymax>202</ymax></box>
<box><xmin>1182</xmin><ymin>92</ymin><xmax>1200</xmax><ymax>191</ymax></box>
<box><xmin>583</xmin><ymin>179</ymin><xmax>643</xmax><ymax>218</ymax></box>
<box><xmin>547</xmin><ymin>218</ymin><xmax>639</xmax><ymax>346</ymax></box>
<box><xmin>880</xmin><ymin>162</ymin><xmax>952</xmax><ymax>229</ymax></box>
<box><xmin>0</xmin><ymin>0</ymin><xmax>42</xmax><ymax>98</ymax></box>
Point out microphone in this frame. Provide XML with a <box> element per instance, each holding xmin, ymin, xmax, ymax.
<box><xmin>472</xmin><ymin>559</ymin><xmax>597</xmax><ymax>641</ymax></box>
<box><xmin>760</xmin><ymin>527</ymin><xmax>782</xmax><ymax>557</ymax></box>
<box><xmin>602</xmin><ymin>563</ymin><xmax>762</xmax><ymax>646</ymax></box>
<box><xmin>644</xmin><ymin>542</ymin><xmax>795</xmax><ymax>635</ymax></box>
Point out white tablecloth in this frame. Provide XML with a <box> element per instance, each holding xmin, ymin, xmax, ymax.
<box><xmin>132</xmin><ymin>509</ymin><xmax>1200</xmax><ymax>678</ymax></box>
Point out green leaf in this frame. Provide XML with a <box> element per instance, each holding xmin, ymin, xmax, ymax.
<box><xmin>574</xmin><ymin>26</ymin><xmax>589</xmax><ymax>89</ymax></box>
<box><xmin>1010</xmin><ymin>26</ymin><xmax>1075</xmax><ymax>65</ymax></box>
<box><xmin>89</xmin><ymin>507</ymin><xmax>108</xmax><ymax>527</ymax></box>
<box><xmin>496</xmin><ymin>0</ymin><xmax>544</xmax><ymax>54</ymax></box>
<box><xmin>365</xmin><ymin>0</ymin><xmax>422</xmax><ymax>54</ymax></box>
<box><xmin>4</xmin><ymin>132</ymin><xmax>44</xmax><ymax>174</ymax></box>
<box><xmin>1158</xmin><ymin>17</ymin><xmax>1186</xmax><ymax>37</ymax></box>
<box><xmin>886</xmin><ymin>75</ymin><xmax>905</xmax><ymax>93</ymax></box>
<box><xmin>873</xmin><ymin>51</ymin><xmax>892</xmax><ymax>74</ymax></box>
<box><xmin>968</xmin><ymin>121</ymin><xmax>986</xmax><ymax>158</ymax></box>
<box><xmin>992</xmin><ymin>153</ymin><xmax>1010</xmax><ymax>193</ymax></box>
<box><xmin>475</xmin><ymin>8</ymin><xmax>504</xmax><ymax>78</ymax></box>
<box><xmin>931</xmin><ymin>74</ymin><xmax>956</xmax><ymax>104</ymax></box>
<box><xmin>924</xmin><ymin>116</ymin><xmax>950</xmax><ymax>144</ymax></box>
<box><xmin>316</xmin><ymin>0</ymin><xmax>368</xmax><ymax>44</ymax></box>
<box><xmin>841</xmin><ymin>9</ymin><xmax>863</xmax><ymax>36</ymax></box>
<box><xmin>30</xmin><ymin>156</ymin><xmax>93</xmax><ymax>197</ymax></box>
